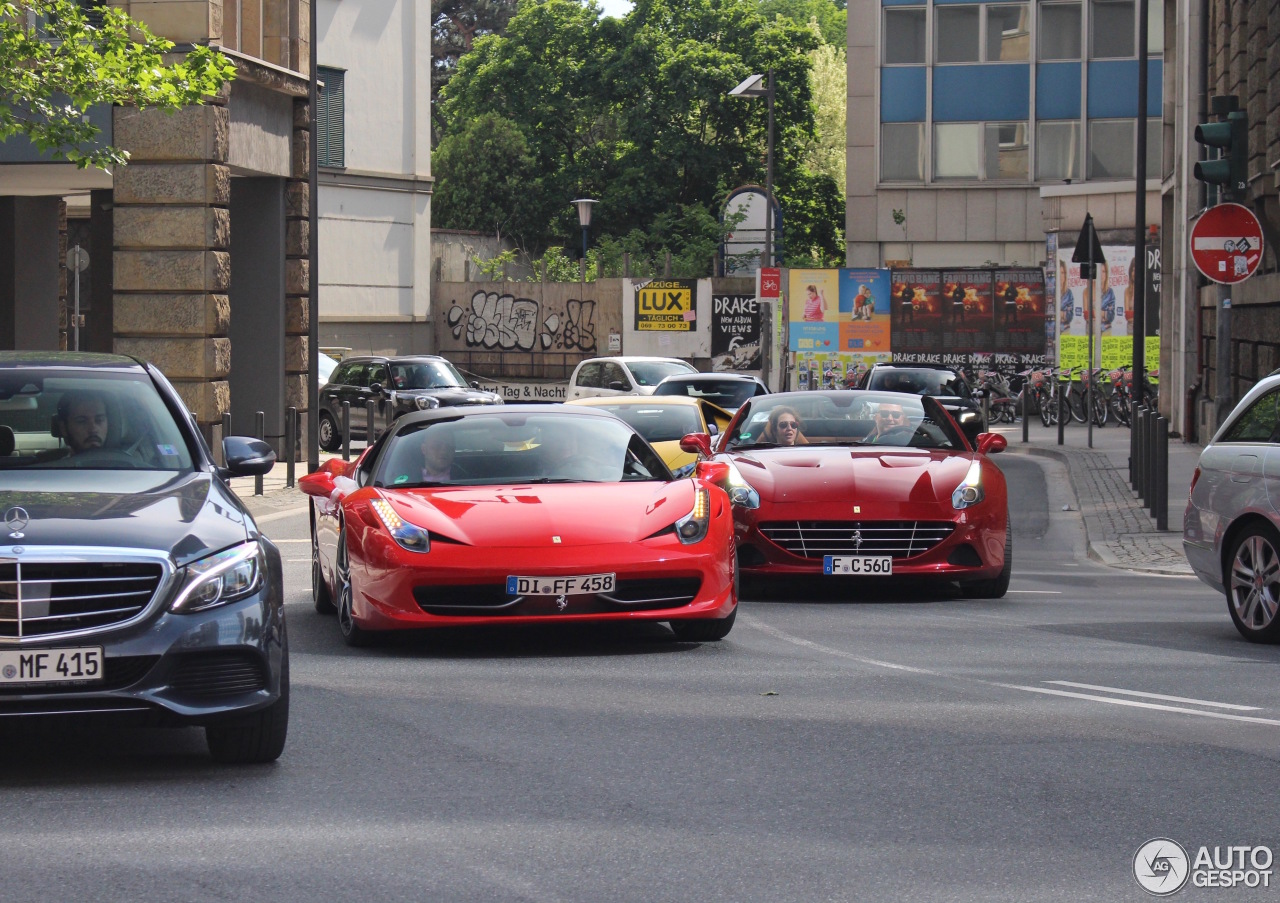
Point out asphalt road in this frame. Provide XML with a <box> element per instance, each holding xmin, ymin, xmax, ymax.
<box><xmin>2</xmin><ymin>454</ymin><xmax>1278</xmax><ymax>902</ymax></box>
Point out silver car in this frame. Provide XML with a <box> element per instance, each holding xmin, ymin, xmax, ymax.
<box><xmin>1184</xmin><ymin>373</ymin><xmax>1280</xmax><ymax>642</ymax></box>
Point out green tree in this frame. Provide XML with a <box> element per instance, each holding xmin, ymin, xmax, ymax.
<box><xmin>431</xmin><ymin>0</ymin><xmax>518</xmax><ymax>145</ymax></box>
<box><xmin>0</xmin><ymin>0</ymin><xmax>235</xmax><ymax>168</ymax></box>
<box><xmin>433</xmin><ymin>112</ymin><xmax>542</xmax><ymax>244</ymax></box>
<box><xmin>805</xmin><ymin>30</ymin><xmax>845</xmax><ymax>188</ymax></box>
<box><xmin>756</xmin><ymin>0</ymin><xmax>845</xmax><ymax>47</ymax></box>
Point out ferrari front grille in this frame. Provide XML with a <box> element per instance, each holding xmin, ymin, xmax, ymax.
<box><xmin>0</xmin><ymin>559</ymin><xmax>166</xmax><ymax>640</ymax></box>
<box><xmin>759</xmin><ymin>521</ymin><xmax>955</xmax><ymax>560</ymax></box>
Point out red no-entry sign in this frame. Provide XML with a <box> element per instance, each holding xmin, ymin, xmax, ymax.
<box><xmin>1190</xmin><ymin>202</ymin><xmax>1264</xmax><ymax>284</ymax></box>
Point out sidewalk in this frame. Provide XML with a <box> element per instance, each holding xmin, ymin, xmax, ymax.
<box><xmin>227</xmin><ymin>451</ymin><xmax>357</xmax><ymax>521</ymax></box>
<box><xmin>992</xmin><ymin>417</ymin><xmax>1200</xmax><ymax>575</ymax></box>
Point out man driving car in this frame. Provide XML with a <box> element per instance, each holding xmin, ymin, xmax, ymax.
<box><xmin>57</xmin><ymin>390</ymin><xmax>110</xmax><ymax>454</ymax></box>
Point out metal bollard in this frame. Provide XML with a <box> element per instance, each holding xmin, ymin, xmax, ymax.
<box><xmin>1154</xmin><ymin>416</ymin><xmax>1169</xmax><ymax>530</ymax></box>
<box><xmin>1145</xmin><ymin>408</ymin><xmax>1158</xmax><ymax>512</ymax></box>
<box><xmin>366</xmin><ymin>400</ymin><xmax>376</xmax><ymax>446</ymax></box>
<box><xmin>220</xmin><ymin>412</ymin><xmax>231</xmax><ymax>467</ymax></box>
<box><xmin>1056</xmin><ymin>381</ymin><xmax>1065</xmax><ymax>446</ymax></box>
<box><xmin>286</xmin><ymin>406</ymin><xmax>297</xmax><ymax>488</ymax></box>
<box><xmin>981</xmin><ymin>392</ymin><xmax>991</xmax><ymax>432</ymax></box>
<box><xmin>1134</xmin><ymin>406</ymin><xmax>1147</xmax><ymax>500</ymax></box>
<box><xmin>1021</xmin><ymin>384</ymin><xmax>1029</xmax><ymax>444</ymax></box>
<box><xmin>341</xmin><ymin>401</ymin><xmax>351</xmax><ymax>461</ymax></box>
<box><xmin>1128</xmin><ymin>399</ymin><xmax>1138</xmax><ymax>485</ymax></box>
<box><xmin>254</xmin><ymin>410</ymin><xmax>265</xmax><ymax>496</ymax></box>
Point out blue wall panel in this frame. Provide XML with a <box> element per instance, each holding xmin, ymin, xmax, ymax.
<box><xmin>881</xmin><ymin>67</ymin><xmax>927</xmax><ymax>122</ymax></box>
<box><xmin>933</xmin><ymin>65</ymin><xmax>1030</xmax><ymax>121</ymax></box>
<box><xmin>1036</xmin><ymin>63</ymin><xmax>1081</xmax><ymax>119</ymax></box>
<box><xmin>1088</xmin><ymin>60</ymin><xmax>1163</xmax><ymax>118</ymax></box>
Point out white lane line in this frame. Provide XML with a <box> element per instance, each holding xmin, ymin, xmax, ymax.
<box><xmin>272</xmin><ymin>539</ymin><xmax>310</xmax><ymax>544</ymax></box>
<box><xmin>738</xmin><ymin>614</ymin><xmax>941</xmax><ymax>675</ymax></box>
<box><xmin>993</xmin><ymin>683</ymin><xmax>1280</xmax><ymax>727</ymax></box>
<box><xmin>1046</xmin><ymin>681</ymin><xmax>1260</xmax><ymax>711</ymax></box>
<box><xmin>286</xmin><ymin>558</ymin><xmax>310</xmax><ymax>563</ymax></box>
<box><xmin>254</xmin><ymin>506</ymin><xmax>310</xmax><ymax>524</ymax></box>
<box><xmin>1007</xmin><ymin>590</ymin><xmax>1062</xmax><ymax>594</ymax></box>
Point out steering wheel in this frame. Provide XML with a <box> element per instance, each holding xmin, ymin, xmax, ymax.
<box><xmin>870</xmin><ymin>426</ymin><xmax>918</xmax><ymax>446</ymax></box>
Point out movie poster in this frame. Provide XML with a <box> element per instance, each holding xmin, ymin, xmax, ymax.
<box><xmin>889</xmin><ymin>270</ymin><xmax>943</xmax><ymax>351</ymax></box>
<box><xmin>942</xmin><ymin>271</ymin><xmax>994</xmax><ymax>353</ymax></box>
<box><xmin>788</xmin><ymin>268</ymin><xmax>839</xmax><ymax>352</ymax></box>
<box><xmin>837</xmin><ymin>268</ymin><xmax>892</xmax><ymax>354</ymax></box>
<box><xmin>993</xmin><ymin>269</ymin><xmax>1046</xmax><ymax>355</ymax></box>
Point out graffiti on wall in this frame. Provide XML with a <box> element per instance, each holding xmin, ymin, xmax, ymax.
<box><xmin>446</xmin><ymin>291</ymin><xmax>597</xmax><ymax>352</ymax></box>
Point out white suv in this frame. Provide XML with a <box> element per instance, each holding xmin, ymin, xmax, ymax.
<box><xmin>567</xmin><ymin>356</ymin><xmax>697</xmax><ymax>400</ymax></box>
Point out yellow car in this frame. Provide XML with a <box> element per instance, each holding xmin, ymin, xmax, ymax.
<box><xmin>566</xmin><ymin>395</ymin><xmax>732</xmax><ymax>477</ymax></box>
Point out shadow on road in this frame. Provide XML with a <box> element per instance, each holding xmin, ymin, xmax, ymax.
<box><xmin>1031</xmin><ymin>618</ymin><xmax>1280</xmax><ymax>663</ymax></box>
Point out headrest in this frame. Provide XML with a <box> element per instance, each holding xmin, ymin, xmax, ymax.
<box><xmin>0</xmin><ymin>424</ymin><xmax>13</xmax><ymax>457</ymax></box>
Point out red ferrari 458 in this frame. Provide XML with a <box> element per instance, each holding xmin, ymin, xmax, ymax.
<box><xmin>300</xmin><ymin>405</ymin><xmax>737</xmax><ymax>645</ymax></box>
<box><xmin>682</xmin><ymin>390</ymin><xmax>1011</xmax><ymax>597</ymax></box>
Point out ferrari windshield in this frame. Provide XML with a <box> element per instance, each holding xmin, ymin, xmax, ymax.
<box><xmin>389</xmin><ymin>360</ymin><xmax>468</xmax><ymax>390</ymax></box>
<box><xmin>374</xmin><ymin>411</ymin><xmax>673</xmax><ymax>487</ymax></box>
<box><xmin>0</xmin><ymin>371</ymin><xmax>194</xmax><ymax>471</ymax></box>
<box><xmin>725</xmin><ymin>391</ymin><xmax>963</xmax><ymax>451</ymax></box>
<box><xmin>587</xmin><ymin>403</ymin><xmax>702</xmax><ymax>444</ymax></box>
<box><xmin>653</xmin><ymin>378</ymin><xmax>758</xmax><ymax>410</ymax></box>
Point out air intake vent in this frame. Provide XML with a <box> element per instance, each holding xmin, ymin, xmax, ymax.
<box><xmin>169</xmin><ymin>651</ymin><xmax>267</xmax><ymax>699</ymax></box>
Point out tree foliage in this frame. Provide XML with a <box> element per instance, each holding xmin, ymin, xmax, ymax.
<box><xmin>437</xmin><ymin>0</ymin><xmax>845</xmax><ymax>271</ymax></box>
<box><xmin>0</xmin><ymin>0</ymin><xmax>235</xmax><ymax>168</ymax></box>
<box><xmin>431</xmin><ymin>0</ymin><xmax>518</xmax><ymax>145</ymax></box>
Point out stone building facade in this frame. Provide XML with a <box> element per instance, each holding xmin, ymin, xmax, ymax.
<box><xmin>0</xmin><ymin>0</ymin><xmax>314</xmax><ymax>452</ymax></box>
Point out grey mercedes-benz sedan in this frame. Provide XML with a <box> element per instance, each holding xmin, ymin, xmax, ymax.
<box><xmin>1184</xmin><ymin>371</ymin><xmax>1280</xmax><ymax>643</ymax></box>
<box><xmin>0</xmin><ymin>352</ymin><xmax>288</xmax><ymax>762</ymax></box>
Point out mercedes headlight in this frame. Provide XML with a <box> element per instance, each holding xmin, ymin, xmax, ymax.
<box><xmin>675</xmin><ymin>487</ymin><xmax>711</xmax><ymax>544</ymax></box>
<box><xmin>371</xmin><ymin>498</ymin><xmax>431</xmax><ymax>553</ymax></box>
<box><xmin>951</xmin><ymin>459</ymin><xmax>985</xmax><ymax>510</ymax></box>
<box><xmin>170</xmin><ymin>541</ymin><xmax>265</xmax><ymax>613</ymax></box>
<box><xmin>724</xmin><ymin>459</ymin><xmax>760</xmax><ymax>509</ymax></box>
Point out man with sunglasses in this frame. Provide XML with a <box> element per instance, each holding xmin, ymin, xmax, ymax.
<box><xmin>866</xmin><ymin>402</ymin><xmax>913</xmax><ymax>443</ymax></box>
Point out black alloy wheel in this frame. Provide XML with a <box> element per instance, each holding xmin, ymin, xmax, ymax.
<box><xmin>336</xmin><ymin>528</ymin><xmax>374</xmax><ymax>647</ymax></box>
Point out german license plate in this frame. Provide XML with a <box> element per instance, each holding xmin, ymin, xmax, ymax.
<box><xmin>824</xmin><ymin>556</ymin><xmax>893</xmax><ymax>575</ymax></box>
<box><xmin>506</xmin><ymin>573</ymin><xmax>616</xmax><ymax>596</ymax></box>
<box><xmin>0</xmin><ymin>646</ymin><xmax>104</xmax><ymax>685</ymax></box>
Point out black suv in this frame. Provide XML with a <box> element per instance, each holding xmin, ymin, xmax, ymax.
<box><xmin>857</xmin><ymin>363</ymin><xmax>987</xmax><ymax>445</ymax></box>
<box><xmin>0</xmin><ymin>353</ymin><xmax>287</xmax><ymax>763</ymax></box>
<box><xmin>318</xmin><ymin>355</ymin><xmax>501</xmax><ymax>451</ymax></box>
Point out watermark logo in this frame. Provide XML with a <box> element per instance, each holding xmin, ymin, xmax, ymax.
<box><xmin>1134</xmin><ymin>839</ymin><xmax>1190</xmax><ymax>896</ymax></box>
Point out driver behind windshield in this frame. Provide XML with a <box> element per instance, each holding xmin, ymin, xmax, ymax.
<box><xmin>866</xmin><ymin>402</ymin><xmax>912</xmax><ymax>442</ymax></box>
<box><xmin>57</xmin><ymin>390</ymin><xmax>110</xmax><ymax>454</ymax></box>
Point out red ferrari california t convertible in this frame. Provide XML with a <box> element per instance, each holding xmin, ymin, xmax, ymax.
<box><xmin>683</xmin><ymin>390</ymin><xmax>1011</xmax><ymax>597</ymax></box>
<box><xmin>301</xmin><ymin>405</ymin><xmax>737</xmax><ymax>645</ymax></box>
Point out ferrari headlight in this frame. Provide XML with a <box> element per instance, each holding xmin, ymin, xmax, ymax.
<box><xmin>371</xmin><ymin>497</ymin><xmax>431</xmax><ymax>553</ymax></box>
<box><xmin>958</xmin><ymin>411</ymin><xmax>979</xmax><ymax>422</ymax></box>
<box><xmin>414</xmin><ymin>396</ymin><xmax>440</xmax><ymax>411</ymax></box>
<box><xmin>724</xmin><ymin>459</ymin><xmax>760</xmax><ymax>509</ymax></box>
<box><xmin>170</xmin><ymin>541</ymin><xmax>264</xmax><ymax>613</ymax></box>
<box><xmin>675</xmin><ymin>487</ymin><xmax>711</xmax><ymax>544</ymax></box>
<box><xmin>952</xmin><ymin>459</ymin><xmax>985</xmax><ymax>509</ymax></box>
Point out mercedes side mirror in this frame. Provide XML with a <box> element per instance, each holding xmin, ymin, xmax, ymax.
<box><xmin>222</xmin><ymin>436</ymin><xmax>276</xmax><ymax>477</ymax></box>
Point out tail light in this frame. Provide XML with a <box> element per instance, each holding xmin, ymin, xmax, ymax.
<box><xmin>1189</xmin><ymin>466</ymin><xmax>1201</xmax><ymax>502</ymax></box>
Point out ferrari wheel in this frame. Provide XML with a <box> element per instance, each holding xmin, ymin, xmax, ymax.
<box><xmin>1226</xmin><ymin>523</ymin><xmax>1280</xmax><ymax>643</ymax></box>
<box><xmin>670</xmin><ymin>607</ymin><xmax>736</xmax><ymax>642</ymax></box>
<box><xmin>312</xmin><ymin>524</ymin><xmax>335</xmax><ymax>615</ymax></box>
<box><xmin>964</xmin><ymin>526</ymin><xmax>1012</xmax><ymax>599</ymax></box>
<box><xmin>318</xmin><ymin>412</ymin><xmax>340</xmax><ymax>452</ymax></box>
<box><xmin>336</xmin><ymin>528</ymin><xmax>374</xmax><ymax>647</ymax></box>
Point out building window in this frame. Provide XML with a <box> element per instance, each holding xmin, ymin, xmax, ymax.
<box><xmin>317</xmin><ymin>66</ymin><xmax>346</xmax><ymax>168</ymax></box>
<box><xmin>881</xmin><ymin>123</ymin><xmax>926</xmax><ymax>181</ymax></box>
<box><xmin>937</xmin><ymin>7</ymin><xmax>981</xmax><ymax>63</ymax></box>
<box><xmin>1036</xmin><ymin>121</ymin><xmax>1082</xmax><ymax>180</ymax></box>
<box><xmin>884</xmin><ymin>8</ymin><xmax>927</xmax><ymax>65</ymax></box>
<box><xmin>934</xmin><ymin>121</ymin><xmax>1029</xmax><ymax>180</ymax></box>
<box><xmin>987</xmin><ymin>5</ymin><xmax>1031</xmax><ymax>61</ymax></box>
<box><xmin>1039</xmin><ymin>2</ymin><xmax>1082</xmax><ymax>59</ymax></box>
<box><xmin>1091</xmin><ymin>0</ymin><xmax>1135</xmax><ymax>58</ymax></box>
<box><xmin>1087</xmin><ymin>118</ymin><xmax>1161</xmax><ymax>179</ymax></box>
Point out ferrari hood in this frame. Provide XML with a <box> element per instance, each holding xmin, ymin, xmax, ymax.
<box><xmin>380</xmin><ymin>480</ymin><xmax>698</xmax><ymax>547</ymax></box>
<box><xmin>731</xmin><ymin>446</ymin><xmax>975</xmax><ymax>508</ymax></box>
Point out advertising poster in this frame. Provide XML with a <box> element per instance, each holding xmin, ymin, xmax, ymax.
<box><xmin>635</xmin><ymin>278</ymin><xmax>696</xmax><ymax>332</ymax></box>
<box><xmin>993</xmin><ymin>269</ymin><xmax>1046</xmax><ymax>355</ymax></box>
<box><xmin>942</xmin><ymin>270</ymin><xmax>995</xmax><ymax>353</ymax></box>
<box><xmin>1144</xmin><ymin>243</ymin><xmax>1161</xmax><ymax>335</ymax></box>
<box><xmin>710</xmin><ymin>294</ymin><xmax>761</xmax><ymax>369</ymax></box>
<box><xmin>837</xmin><ymin>268</ymin><xmax>892</xmax><ymax>353</ymax></box>
<box><xmin>795</xmin><ymin>351</ymin><xmax>889</xmax><ymax>389</ymax></box>
<box><xmin>890</xmin><ymin>270</ymin><xmax>943</xmax><ymax>351</ymax></box>
<box><xmin>892</xmin><ymin>351</ymin><xmax>1050</xmax><ymax>381</ymax></box>
<box><xmin>788</xmin><ymin>268</ymin><xmax>839</xmax><ymax>352</ymax></box>
<box><xmin>1056</xmin><ymin>245</ymin><xmax>1134</xmax><ymax>339</ymax></box>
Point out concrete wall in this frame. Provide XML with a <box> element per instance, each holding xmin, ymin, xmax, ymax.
<box><xmin>229</xmin><ymin>80</ymin><xmax>293</xmax><ymax>177</ymax></box>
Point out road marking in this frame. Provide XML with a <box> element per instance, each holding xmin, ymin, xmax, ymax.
<box><xmin>994</xmin><ymin>683</ymin><xmax>1280</xmax><ymax>727</ymax></box>
<box><xmin>739</xmin><ymin>615</ymin><xmax>940</xmax><ymax>675</ymax></box>
<box><xmin>286</xmin><ymin>558</ymin><xmax>310</xmax><ymax>563</ymax></box>
<box><xmin>1007</xmin><ymin>590</ymin><xmax>1062</xmax><ymax>594</ymax></box>
<box><xmin>254</xmin><ymin>506</ymin><xmax>310</xmax><ymax>524</ymax></box>
<box><xmin>272</xmin><ymin>539</ymin><xmax>310</xmax><ymax>544</ymax></box>
<box><xmin>1045</xmin><ymin>681</ymin><xmax>1260</xmax><ymax>711</ymax></box>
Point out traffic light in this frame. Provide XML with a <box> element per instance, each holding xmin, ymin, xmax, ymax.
<box><xmin>1194</xmin><ymin>110</ymin><xmax>1248</xmax><ymax>199</ymax></box>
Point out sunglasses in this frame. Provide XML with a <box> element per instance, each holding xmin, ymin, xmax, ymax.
<box><xmin>777</xmin><ymin>421</ymin><xmax>799</xmax><ymax>429</ymax></box>
<box><xmin>876</xmin><ymin>411</ymin><xmax>905</xmax><ymax>419</ymax></box>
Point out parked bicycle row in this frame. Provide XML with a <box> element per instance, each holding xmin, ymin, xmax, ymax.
<box><xmin>1014</xmin><ymin>366</ymin><xmax>1160</xmax><ymax>428</ymax></box>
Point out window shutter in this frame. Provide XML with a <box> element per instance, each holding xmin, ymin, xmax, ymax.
<box><xmin>317</xmin><ymin>67</ymin><xmax>346</xmax><ymax>168</ymax></box>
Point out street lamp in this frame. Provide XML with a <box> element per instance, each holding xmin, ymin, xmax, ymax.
<box><xmin>729</xmin><ymin>70</ymin><xmax>775</xmax><ymax>269</ymax></box>
<box><xmin>572</xmin><ymin>198</ymin><xmax>597</xmax><ymax>261</ymax></box>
